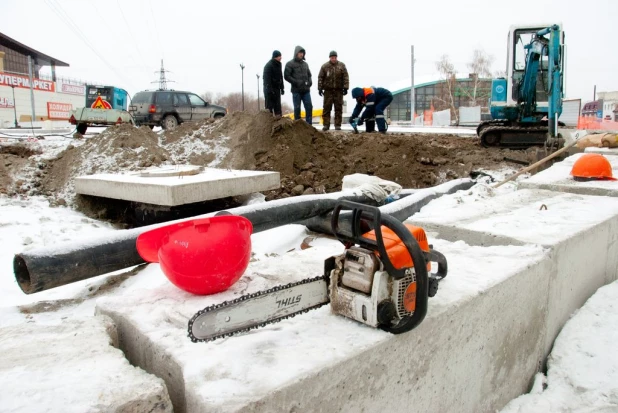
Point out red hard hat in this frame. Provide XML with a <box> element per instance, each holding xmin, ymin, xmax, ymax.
<box><xmin>136</xmin><ymin>216</ymin><xmax>253</xmax><ymax>295</ymax></box>
<box><xmin>570</xmin><ymin>153</ymin><xmax>617</xmax><ymax>181</ymax></box>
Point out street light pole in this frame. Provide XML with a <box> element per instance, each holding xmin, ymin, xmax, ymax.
<box><xmin>240</xmin><ymin>63</ymin><xmax>245</xmax><ymax>111</ymax></box>
<box><xmin>256</xmin><ymin>74</ymin><xmax>260</xmax><ymax>111</ymax></box>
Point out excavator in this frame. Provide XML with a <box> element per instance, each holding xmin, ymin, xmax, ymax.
<box><xmin>477</xmin><ymin>24</ymin><xmax>565</xmax><ymax>148</ymax></box>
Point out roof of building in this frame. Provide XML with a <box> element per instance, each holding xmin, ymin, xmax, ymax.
<box><xmin>390</xmin><ymin>73</ymin><xmax>492</xmax><ymax>96</ymax></box>
<box><xmin>0</xmin><ymin>32</ymin><xmax>69</xmax><ymax>67</ymax></box>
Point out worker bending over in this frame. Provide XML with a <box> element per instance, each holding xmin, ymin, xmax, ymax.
<box><xmin>349</xmin><ymin>87</ymin><xmax>393</xmax><ymax>133</ymax></box>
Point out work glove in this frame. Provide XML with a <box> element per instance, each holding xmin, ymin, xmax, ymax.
<box><xmin>343</xmin><ymin>89</ymin><xmax>348</xmax><ymax>95</ymax></box>
<box><xmin>318</xmin><ymin>89</ymin><xmax>323</xmax><ymax>97</ymax></box>
<box><xmin>357</xmin><ymin>118</ymin><xmax>364</xmax><ymax>126</ymax></box>
<box><xmin>281</xmin><ymin>89</ymin><xmax>285</xmax><ymax>95</ymax></box>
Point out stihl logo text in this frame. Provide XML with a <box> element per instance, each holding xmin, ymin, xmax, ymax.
<box><xmin>276</xmin><ymin>295</ymin><xmax>302</xmax><ymax>308</ymax></box>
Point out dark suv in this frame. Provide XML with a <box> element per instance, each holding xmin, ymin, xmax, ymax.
<box><xmin>129</xmin><ymin>90</ymin><xmax>226</xmax><ymax>129</ymax></box>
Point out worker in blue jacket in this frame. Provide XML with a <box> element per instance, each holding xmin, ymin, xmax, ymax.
<box><xmin>349</xmin><ymin>86</ymin><xmax>393</xmax><ymax>133</ymax></box>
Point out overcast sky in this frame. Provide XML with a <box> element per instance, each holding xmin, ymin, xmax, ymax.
<box><xmin>3</xmin><ymin>0</ymin><xmax>617</xmax><ymax>109</ymax></box>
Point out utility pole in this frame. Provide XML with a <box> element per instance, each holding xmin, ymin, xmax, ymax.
<box><xmin>410</xmin><ymin>45</ymin><xmax>415</xmax><ymax>123</ymax></box>
<box><xmin>256</xmin><ymin>74</ymin><xmax>260</xmax><ymax>111</ymax></box>
<box><xmin>27</xmin><ymin>56</ymin><xmax>36</xmax><ymax>127</ymax></box>
<box><xmin>240</xmin><ymin>63</ymin><xmax>245</xmax><ymax>111</ymax></box>
<box><xmin>593</xmin><ymin>85</ymin><xmax>596</xmax><ymax>101</ymax></box>
<box><xmin>11</xmin><ymin>86</ymin><xmax>19</xmax><ymax>128</ymax></box>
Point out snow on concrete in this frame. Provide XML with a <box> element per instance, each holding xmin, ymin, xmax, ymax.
<box><xmin>95</xmin><ymin>236</ymin><xmax>547</xmax><ymax>412</ymax></box>
<box><xmin>411</xmin><ymin>187</ymin><xmax>618</xmax><ymax>246</ymax></box>
<box><xmin>0</xmin><ymin>315</ymin><xmax>173</xmax><ymax>413</ymax></box>
<box><xmin>519</xmin><ymin>152</ymin><xmax>618</xmax><ymax>197</ymax></box>
<box><xmin>74</xmin><ymin>167</ymin><xmax>281</xmax><ymax>206</ymax></box>
<box><xmin>500</xmin><ymin>280</ymin><xmax>618</xmax><ymax>413</ymax></box>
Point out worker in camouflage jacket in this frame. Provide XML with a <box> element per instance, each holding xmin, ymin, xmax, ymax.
<box><xmin>263</xmin><ymin>50</ymin><xmax>284</xmax><ymax>117</ymax></box>
<box><xmin>284</xmin><ymin>45</ymin><xmax>313</xmax><ymax>124</ymax></box>
<box><xmin>318</xmin><ymin>50</ymin><xmax>349</xmax><ymax>131</ymax></box>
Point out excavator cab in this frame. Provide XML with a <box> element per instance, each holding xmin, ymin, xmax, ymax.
<box><xmin>478</xmin><ymin>24</ymin><xmax>565</xmax><ymax>148</ymax></box>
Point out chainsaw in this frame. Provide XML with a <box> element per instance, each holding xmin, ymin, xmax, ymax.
<box><xmin>188</xmin><ymin>201</ymin><xmax>447</xmax><ymax>342</ymax></box>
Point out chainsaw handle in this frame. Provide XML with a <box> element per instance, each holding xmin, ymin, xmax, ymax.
<box><xmin>331</xmin><ymin>201</ymin><xmax>429</xmax><ymax>280</ymax></box>
<box><xmin>427</xmin><ymin>249</ymin><xmax>448</xmax><ymax>280</ymax></box>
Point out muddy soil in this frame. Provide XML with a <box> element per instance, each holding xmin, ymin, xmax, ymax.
<box><xmin>2</xmin><ymin>112</ymin><xmax>543</xmax><ymax>211</ymax></box>
<box><xmin>0</xmin><ymin>143</ymin><xmax>42</xmax><ymax>195</ymax></box>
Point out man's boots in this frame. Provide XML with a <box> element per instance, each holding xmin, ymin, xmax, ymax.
<box><xmin>365</xmin><ymin>118</ymin><xmax>376</xmax><ymax>133</ymax></box>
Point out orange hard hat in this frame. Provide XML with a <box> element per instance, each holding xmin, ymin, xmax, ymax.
<box><xmin>570</xmin><ymin>153</ymin><xmax>617</xmax><ymax>181</ymax></box>
<box><xmin>136</xmin><ymin>216</ymin><xmax>253</xmax><ymax>295</ymax></box>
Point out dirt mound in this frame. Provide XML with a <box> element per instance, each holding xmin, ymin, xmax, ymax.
<box><xmin>0</xmin><ymin>142</ymin><xmax>42</xmax><ymax>194</ymax></box>
<box><xmin>212</xmin><ymin>114</ymin><xmax>538</xmax><ymax>198</ymax></box>
<box><xmin>19</xmin><ymin>112</ymin><xmax>543</xmax><ymax>209</ymax></box>
<box><xmin>38</xmin><ymin>124</ymin><xmax>169</xmax><ymax>202</ymax></box>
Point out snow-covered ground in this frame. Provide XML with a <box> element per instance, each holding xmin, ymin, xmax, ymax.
<box><xmin>1</xmin><ymin>130</ymin><xmax>617</xmax><ymax>412</ymax></box>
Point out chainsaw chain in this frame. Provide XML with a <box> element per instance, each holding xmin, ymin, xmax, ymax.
<box><xmin>188</xmin><ymin>275</ymin><xmax>328</xmax><ymax>343</ymax></box>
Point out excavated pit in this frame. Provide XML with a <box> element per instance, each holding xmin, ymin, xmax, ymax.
<box><xmin>2</xmin><ymin>112</ymin><xmax>543</xmax><ymax>225</ymax></box>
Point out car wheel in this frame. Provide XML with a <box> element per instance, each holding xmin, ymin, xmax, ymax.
<box><xmin>214</xmin><ymin>113</ymin><xmax>224</xmax><ymax>119</ymax></box>
<box><xmin>76</xmin><ymin>123</ymin><xmax>88</xmax><ymax>135</ymax></box>
<box><xmin>162</xmin><ymin>115</ymin><xmax>178</xmax><ymax>130</ymax></box>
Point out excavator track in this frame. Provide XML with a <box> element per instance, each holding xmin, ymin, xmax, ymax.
<box><xmin>479</xmin><ymin>125</ymin><xmax>550</xmax><ymax>149</ymax></box>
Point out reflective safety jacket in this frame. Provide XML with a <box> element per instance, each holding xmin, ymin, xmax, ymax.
<box><xmin>351</xmin><ymin>87</ymin><xmax>392</xmax><ymax>120</ymax></box>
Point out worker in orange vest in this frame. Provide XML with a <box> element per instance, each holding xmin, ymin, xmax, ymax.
<box><xmin>350</xmin><ymin>87</ymin><xmax>393</xmax><ymax>133</ymax></box>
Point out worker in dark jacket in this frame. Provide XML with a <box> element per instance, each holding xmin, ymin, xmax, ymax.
<box><xmin>318</xmin><ymin>50</ymin><xmax>349</xmax><ymax>131</ymax></box>
<box><xmin>263</xmin><ymin>50</ymin><xmax>285</xmax><ymax>117</ymax></box>
<box><xmin>350</xmin><ymin>87</ymin><xmax>393</xmax><ymax>133</ymax></box>
<box><xmin>284</xmin><ymin>45</ymin><xmax>313</xmax><ymax>124</ymax></box>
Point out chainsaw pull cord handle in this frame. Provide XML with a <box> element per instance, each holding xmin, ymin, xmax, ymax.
<box><xmin>331</xmin><ymin>200</ymin><xmax>429</xmax><ymax>334</ymax></box>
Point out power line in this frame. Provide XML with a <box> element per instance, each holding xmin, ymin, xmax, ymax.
<box><xmin>149</xmin><ymin>1</ymin><xmax>164</xmax><ymax>58</ymax></box>
<box><xmin>116</xmin><ymin>0</ymin><xmax>150</xmax><ymax>73</ymax></box>
<box><xmin>44</xmin><ymin>0</ymin><xmax>135</xmax><ymax>89</ymax></box>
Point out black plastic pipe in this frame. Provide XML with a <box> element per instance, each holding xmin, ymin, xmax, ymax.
<box><xmin>13</xmin><ymin>192</ymin><xmax>379</xmax><ymax>294</ymax></box>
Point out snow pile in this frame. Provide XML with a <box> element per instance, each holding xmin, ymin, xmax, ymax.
<box><xmin>163</xmin><ymin>122</ymin><xmax>231</xmax><ymax>166</ymax></box>
<box><xmin>500</xmin><ymin>280</ymin><xmax>618</xmax><ymax>413</ymax></box>
<box><xmin>38</xmin><ymin>124</ymin><xmax>169</xmax><ymax>202</ymax></box>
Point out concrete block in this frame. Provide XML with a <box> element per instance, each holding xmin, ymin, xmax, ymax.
<box><xmin>96</xmin><ymin>240</ymin><xmax>551</xmax><ymax>413</ymax></box>
<box><xmin>0</xmin><ymin>315</ymin><xmax>172</xmax><ymax>413</ymax></box>
<box><xmin>75</xmin><ymin>166</ymin><xmax>280</xmax><ymax>206</ymax></box>
<box><xmin>519</xmin><ymin>152</ymin><xmax>618</xmax><ymax>197</ymax></box>
<box><xmin>410</xmin><ymin>188</ymin><xmax>618</xmax><ymax>357</ymax></box>
<box><xmin>584</xmin><ymin>146</ymin><xmax>618</xmax><ymax>155</ymax></box>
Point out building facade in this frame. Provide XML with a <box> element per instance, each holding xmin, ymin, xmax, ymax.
<box><xmin>0</xmin><ymin>32</ymin><xmax>87</xmax><ymax>126</ymax></box>
<box><xmin>388</xmin><ymin>75</ymin><xmax>492</xmax><ymax>122</ymax></box>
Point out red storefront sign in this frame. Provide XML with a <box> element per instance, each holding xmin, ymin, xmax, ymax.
<box><xmin>47</xmin><ymin>102</ymin><xmax>73</xmax><ymax>120</ymax></box>
<box><xmin>0</xmin><ymin>97</ymin><xmax>14</xmax><ymax>108</ymax></box>
<box><xmin>0</xmin><ymin>72</ymin><xmax>55</xmax><ymax>92</ymax></box>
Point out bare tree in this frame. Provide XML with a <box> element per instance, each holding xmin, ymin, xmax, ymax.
<box><xmin>435</xmin><ymin>54</ymin><xmax>458</xmax><ymax>123</ymax></box>
<box><xmin>464</xmin><ymin>49</ymin><xmax>494</xmax><ymax>106</ymax></box>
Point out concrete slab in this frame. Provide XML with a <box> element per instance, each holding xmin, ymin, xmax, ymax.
<box><xmin>584</xmin><ymin>146</ymin><xmax>618</xmax><ymax>155</ymax></box>
<box><xmin>519</xmin><ymin>152</ymin><xmax>618</xmax><ymax>197</ymax></box>
<box><xmin>96</xmin><ymin>239</ymin><xmax>552</xmax><ymax>413</ymax></box>
<box><xmin>75</xmin><ymin>166</ymin><xmax>281</xmax><ymax>206</ymax></box>
<box><xmin>0</xmin><ymin>315</ymin><xmax>172</xmax><ymax>413</ymax></box>
<box><xmin>410</xmin><ymin>188</ymin><xmax>618</xmax><ymax>357</ymax></box>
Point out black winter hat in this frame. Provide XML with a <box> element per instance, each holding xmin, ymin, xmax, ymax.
<box><xmin>329</xmin><ymin>50</ymin><xmax>337</xmax><ymax>57</ymax></box>
<box><xmin>272</xmin><ymin>50</ymin><xmax>281</xmax><ymax>58</ymax></box>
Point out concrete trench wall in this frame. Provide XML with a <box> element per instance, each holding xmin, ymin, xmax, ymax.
<box><xmin>96</xmin><ymin>180</ymin><xmax>618</xmax><ymax>413</ymax></box>
<box><xmin>243</xmin><ymin>256</ymin><xmax>554</xmax><ymax>413</ymax></box>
